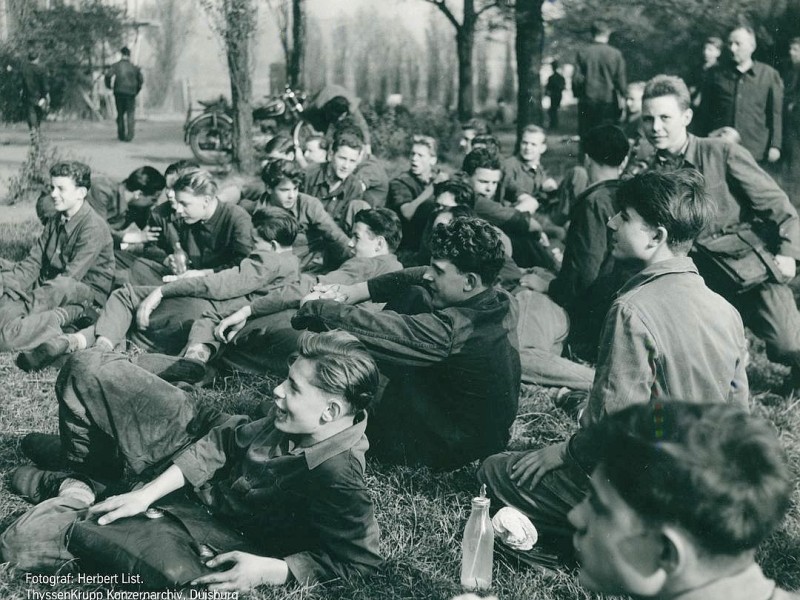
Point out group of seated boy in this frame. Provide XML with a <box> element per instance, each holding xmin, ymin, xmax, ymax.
<box><xmin>0</xmin><ymin>83</ymin><xmax>797</xmax><ymax>599</ymax></box>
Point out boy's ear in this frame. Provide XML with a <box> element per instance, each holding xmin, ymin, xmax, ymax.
<box><xmin>652</xmin><ymin>225</ymin><xmax>669</xmax><ymax>248</ymax></box>
<box><xmin>682</xmin><ymin>107</ymin><xmax>694</xmax><ymax>128</ymax></box>
<box><xmin>464</xmin><ymin>272</ymin><xmax>480</xmax><ymax>292</ymax></box>
<box><xmin>270</xmin><ymin>240</ymin><xmax>280</xmax><ymax>252</ymax></box>
<box><xmin>323</xmin><ymin>399</ymin><xmax>347</xmax><ymax>423</ymax></box>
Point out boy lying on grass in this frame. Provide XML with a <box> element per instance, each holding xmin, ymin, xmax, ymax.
<box><xmin>2</xmin><ymin>330</ymin><xmax>382</xmax><ymax>591</ymax></box>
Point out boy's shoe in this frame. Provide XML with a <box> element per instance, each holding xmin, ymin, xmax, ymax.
<box><xmin>10</xmin><ymin>466</ymin><xmax>71</xmax><ymax>504</ymax></box>
<box><xmin>16</xmin><ymin>336</ymin><xmax>70</xmax><ymax>372</ymax></box>
<box><xmin>20</xmin><ymin>433</ymin><xmax>66</xmax><ymax>471</ymax></box>
<box><xmin>132</xmin><ymin>353</ymin><xmax>207</xmax><ymax>384</ymax></box>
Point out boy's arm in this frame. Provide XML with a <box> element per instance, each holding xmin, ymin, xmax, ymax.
<box><xmin>160</xmin><ymin>258</ymin><xmax>281</xmax><ymax>300</ymax></box>
<box><xmin>474</xmin><ymin>196</ymin><xmax>532</xmax><ymax>234</ymax></box>
<box><xmin>725</xmin><ymin>143</ymin><xmax>800</xmax><ymax>258</ymax></box>
<box><xmin>583</xmin><ymin>302</ymin><xmax>657</xmax><ymax>426</ymax></box>
<box><xmin>250</xmin><ymin>277</ymin><xmax>315</xmax><ymax>317</ymax></box>
<box><xmin>305</xmin><ymin>196</ymin><xmax>351</xmax><ymax>253</ymax></box>
<box><xmin>283</xmin><ymin>466</ymin><xmax>382</xmax><ymax>584</ymax></box>
<box><xmin>768</xmin><ymin>68</ymin><xmax>783</xmax><ymax>155</ymax></box>
<box><xmin>292</xmin><ymin>298</ymin><xmax>456</xmax><ymax>365</ymax></box>
<box><xmin>218</xmin><ymin>208</ymin><xmax>255</xmax><ymax>271</ymax></box>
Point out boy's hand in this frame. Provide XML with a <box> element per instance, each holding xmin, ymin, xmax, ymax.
<box><xmin>215</xmin><ymin>306</ymin><xmax>252</xmax><ymax>343</ymax></box>
<box><xmin>122</xmin><ymin>226</ymin><xmax>162</xmax><ymax>245</ymax></box>
<box><xmin>774</xmin><ymin>254</ymin><xmax>796</xmax><ymax>280</ymax></box>
<box><xmin>519</xmin><ymin>268</ymin><xmax>555</xmax><ymax>292</ymax></box>
<box><xmin>542</xmin><ymin>177</ymin><xmax>559</xmax><ymax>193</ymax></box>
<box><xmin>191</xmin><ymin>552</ymin><xmax>289</xmax><ymax>591</ymax></box>
<box><xmin>515</xmin><ymin>194</ymin><xmax>540</xmax><ymax>215</ymax></box>
<box><xmin>88</xmin><ymin>490</ymin><xmax>153</xmax><ymax>525</ymax></box>
<box><xmin>510</xmin><ymin>442</ymin><xmax>568</xmax><ymax>490</ymax></box>
<box><xmin>136</xmin><ymin>288</ymin><xmax>163</xmax><ymax>329</ymax></box>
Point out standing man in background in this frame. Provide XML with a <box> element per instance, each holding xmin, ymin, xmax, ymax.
<box><xmin>19</xmin><ymin>48</ymin><xmax>49</xmax><ymax>139</ymax></box>
<box><xmin>573</xmin><ymin>20</ymin><xmax>627</xmax><ymax>154</ymax></box>
<box><xmin>104</xmin><ymin>47</ymin><xmax>143</xmax><ymax>142</ymax></box>
<box><xmin>697</xmin><ymin>25</ymin><xmax>783</xmax><ymax>165</ymax></box>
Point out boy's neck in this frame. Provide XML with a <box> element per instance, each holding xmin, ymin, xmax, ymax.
<box><xmin>643</xmin><ymin>245</ymin><xmax>680</xmax><ymax>268</ymax></box>
<box><xmin>62</xmin><ymin>199</ymin><xmax>85</xmax><ymax>220</ymax></box>
<box><xmin>588</xmin><ymin>164</ymin><xmax>620</xmax><ymax>185</ymax></box>
<box><xmin>298</xmin><ymin>414</ymin><xmax>356</xmax><ymax>447</ymax></box>
<box><xmin>657</xmin><ymin>554</ymin><xmax>757</xmax><ymax>600</ymax></box>
<box><xmin>274</xmin><ymin>245</ymin><xmax>293</xmax><ymax>254</ymax></box>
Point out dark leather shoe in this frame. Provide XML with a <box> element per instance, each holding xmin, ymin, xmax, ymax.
<box><xmin>9</xmin><ymin>466</ymin><xmax>70</xmax><ymax>503</ymax></box>
<box><xmin>132</xmin><ymin>353</ymin><xmax>207</xmax><ymax>384</ymax></box>
<box><xmin>20</xmin><ymin>433</ymin><xmax>66</xmax><ymax>471</ymax></box>
<box><xmin>16</xmin><ymin>336</ymin><xmax>70</xmax><ymax>372</ymax></box>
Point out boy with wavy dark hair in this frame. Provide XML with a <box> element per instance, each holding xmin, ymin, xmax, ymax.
<box><xmin>293</xmin><ymin>216</ymin><xmax>520</xmax><ymax>470</ymax></box>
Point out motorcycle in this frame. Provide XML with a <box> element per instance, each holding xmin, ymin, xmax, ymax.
<box><xmin>183</xmin><ymin>86</ymin><xmax>315</xmax><ymax>165</ymax></box>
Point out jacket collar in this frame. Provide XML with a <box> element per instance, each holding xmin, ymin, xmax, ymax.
<box><xmin>302</xmin><ymin>410</ymin><xmax>368</xmax><ymax>470</ymax></box>
<box><xmin>60</xmin><ymin>200</ymin><xmax>91</xmax><ymax>234</ymax></box>
<box><xmin>670</xmin><ymin>563</ymin><xmax>778</xmax><ymax>600</ymax></box>
<box><xmin>617</xmin><ymin>256</ymin><xmax>699</xmax><ymax>296</ymax></box>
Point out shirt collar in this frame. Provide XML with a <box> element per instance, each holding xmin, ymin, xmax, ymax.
<box><xmin>60</xmin><ymin>200</ymin><xmax>90</xmax><ymax>234</ymax></box>
<box><xmin>618</xmin><ymin>256</ymin><xmax>699</xmax><ymax>296</ymax></box>
<box><xmin>656</xmin><ymin>137</ymin><xmax>691</xmax><ymax>166</ymax></box>
<box><xmin>670</xmin><ymin>564</ymin><xmax>778</xmax><ymax>600</ymax></box>
<box><xmin>200</xmin><ymin>200</ymin><xmax>223</xmax><ymax>229</ymax></box>
<box><xmin>302</xmin><ymin>410</ymin><xmax>368</xmax><ymax>470</ymax></box>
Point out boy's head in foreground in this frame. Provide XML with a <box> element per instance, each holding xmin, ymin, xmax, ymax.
<box><xmin>273</xmin><ymin>330</ymin><xmax>379</xmax><ymax>444</ymax></box>
<box><xmin>583</xmin><ymin>124</ymin><xmax>629</xmax><ymax>174</ymax></box>
<box><xmin>251</xmin><ymin>206</ymin><xmax>298</xmax><ymax>253</ymax></box>
<box><xmin>409</xmin><ymin>135</ymin><xmax>438</xmax><ymax>180</ymax></box>
<box><xmin>608</xmin><ymin>169</ymin><xmax>715</xmax><ymax>264</ymax></box>
<box><xmin>49</xmin><ymin>161</ymin><xmax>92</xmax><ymax>219</ymax></box>
<box><xmin>349</xmin><ymin>208</ymin><xmax>402</xmax><ymax>259</ymax></box>
<box><xmin>424</xmin><ymin>216</ymin><xmax>505</xmax><ymax>308</ymax></box>
<box><xmin>568</xmin><ymin>401</ymin><xmax>791</xmax><ymax>598</ymax></box>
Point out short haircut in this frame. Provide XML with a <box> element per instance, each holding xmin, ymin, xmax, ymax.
<box><xmin>124</xmin><ymin>166</ymin><xmax>166</xmax><ymax>197</ymax></box>
<box><xmin>164</xmin><ymin>160</ymin><xmax>199</xmax><ymax>179</ymax></box>
<box><xmin>462</xmin><ymin>148</ymin><xmax>501</xmax><ymax>176</ymax></box>
<box><xmin>430</xmin><ymin>216</ymin><xmax>505</xmax><ymax>285</ymax></box>
<box><xmin>261</xmin><ymin>159</ymin><xmax>305</xmax><ymax>189</ymax></box>
<box><xmin>305</xmin><ymin>135</ymin><xmax>329</xmax><ymax>151</ymax></box>
<box><xmin>626</xmin><ymin>81</ymin><xmax>646</xmax><ymax>95</ymax></box>
<box><xmin>643</xmin><ymin>74</ymin><xmax>692</xmax><ymax>112</ymax></box>
<box><xmin>296</xmin><ymin>330</ymin><xmax>380</xmax><ymax>414</ymax></box>
<box><xmin>252</xmin><ymin>205</ymin><xmax>298</xmax><ymax>247</ymax></box>
<box><xmin>354</xmin><ymin>207</ymin><xmax>403</xmax><ymax>252</ymax></box>
<box><xmin>617</xmin><ymin>169</ymin><xmax>716</xmax><ymax>251</ymax></box>
<box><xmin>584</xmin><ymin>125</ymin><xmax>629</xmax><ymax>167</ymax></box>
<box><xmin>264</xmin><ymin>134</ymin><xmax>294</xmax><ymax>156</ymax></box>
<box><xmin>520</xmin><ymin>124</ymin><xmax>546</xmax><ymax>138</ymax></box>
<box><xmin>462</xmin><ymin>118</ymin><xmax>491</xmax><ymax>135</ymax></box>
<box><xmin>433</xmin><ymin>178</ymin><xmax>475</xmax><ymax>208</ymax></box>
<box><xmin>411</xmin><ymin>134</ymin><xmax>438</xmax><ymax>157</ymax></box>
<box><xmin>705</xmin><ymin>36</ymin><xmax>723</xmax><ymax>50</ymax></box>
<box><xmin>172</xmin><ymin>167</ymin><xmax>218</xmax><ymax>197</ymax></box>
<box><xmin>593</xmin><ymin>401</ymin><xmax>792</xmax><ymax>556</ymax></box>
<box><xmin>471</xmin><ymin>134</ymin><xmax>501</xmax><ymax>157</ymax></box>
<box><xmin>731</xmin><ymin>24</ymin><xmax>756</xmax><ymax>40</ymax></box>
<box><xmin>333</xmin><ymin>118</ymin><xmax>365</xmax><ymax>143</ymax></box>
<box><xmin>121</xmin><ymin>46</ymin><xmax>131</xmax><ymax>57</ymax></box>
<box><xmin>332</xmin><ymin>130</ymin><xmax>364</xmax><ymax>153</ymax></box>
<box><xmin>50</xmin><ymin>161</ymin><xmax>91</xmax><ymax>190</ymax></box>
<box><xmin>591</xmin><ymin>19</ymin><xmax>611</xmax><ymax>37</ymax></box>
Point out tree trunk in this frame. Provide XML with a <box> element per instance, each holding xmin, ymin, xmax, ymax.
<box><xmin>515</xmin><ymin>0</ymin><xmax>545</xmax><ymax>140</ymax></box>
<box><xmin>225</xmin><ymin>0</ymin><xmax>257</xmax><ymax>173</ymax></box>
<box><xmin>456</xmin><ymin>0</ymin><xmax>477</xmax><ymax>120</ymax></box>
<box><xmin>288</xmin><ymin>0</ymin><xmax>305</xmax><ymax>89</ymax></box>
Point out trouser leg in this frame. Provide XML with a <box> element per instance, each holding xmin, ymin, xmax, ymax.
<box><xmin>0</xmin><ymin>294</ymin><xmax>84</xmax><ymax>352</ymax></box>
<box><xmin>56</xmin><ymin>350</ymin><xmax>199</xmax><ymax>477</ymax></box>
<box><xmin>130</xmin><ymin>296</ymin><xmax>215</xmax><ymax>355</ymax></box>
<box><xmin>219</xmin><ymin>309</ymin><xmax>301</xmax><ymax>376</ymax></box>
<box><xmin>114</xmin><ymin>94</ymin><xmax>126</xmax><ymax>140</ymax></box>
<box><xmin>125</xmin><ymin>95</ymin><xmax>136</xmax><ymax>141</ymax></box>
<box><xmin>186</xmin><ymin>298</ymin><xmax>249</xmax><ymax>354</ymax></box>
<box><xmin>477</xmin><ymin>451</ymin><xmax>590</xmax><ymax>541</ymax></box>
<box><xmin>0</xmin><ymin>495</ymin><xmax>87</xmax><ymax>572</ymax></box>
<box><xmin>94</xmin><ymin>284</ymin><xmax>155</xmax><ymax>347</ymax></box>
<box><xmin>124</xmin><ymin>257</ymin><xmax>170</xmax><ymax>287</ymax></box>
<box><xmin>734</xmin><ymin>282</ymin><xmax>800</xmax><ymax>377</ymax></box>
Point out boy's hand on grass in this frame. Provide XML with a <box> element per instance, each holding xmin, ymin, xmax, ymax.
<box><xmin>215</xmin><ymin>306</ymin><xmax>251</xmax><ymax>343</ymax></box>
<box><xmin>191</xmin><ymin>552</ymin><xmax>289</xmax><ymax>591</ymax></box>
<box><xmin>510</xmin><ymin>442</ymin><xmax>568</xmax><ymax>490</ymax></box>
<box><xmin>136</xmin><ymin>288</ymin><xmax>163</xmax><ymax>329</ymax></box>
<box><xmin>88</xmin><ymin>490</ymin><xmax>152</xmax><ymax>525</ymax></box>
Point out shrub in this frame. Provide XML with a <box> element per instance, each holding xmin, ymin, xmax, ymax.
<box><xmin>362</xmin><ymin>104</ymin><xmax>462</xmax><ymax>161</ymax></box>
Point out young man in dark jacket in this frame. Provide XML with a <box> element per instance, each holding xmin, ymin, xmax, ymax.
<box><xmin>293</xmin><ymin>216</ymin><xmax>520</xmax><ymax>470</ymax></box>
<box><xmin>104</xmin><ymin>46</ymin><xmax>143</xmax><ymax>142</ymax></box>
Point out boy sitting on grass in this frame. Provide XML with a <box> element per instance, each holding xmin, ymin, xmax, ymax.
<box><xmin>17</xmin><ymin>208</ymin><xmax>300</xmax><ymax>371</ymax></box>
<box><xmin>241</xmin><ymin>159</ymin><xmax>352</xmax><ymax>273</ymax></box>
<box><xmin>2</xmin><ymin>330</ymin><xmax>382</xmax><ymax>591</ymax></box>
<box><xmin>479</xmin><ymin>169</ymin><xmax>749</xmax><ymax>556</ymax></box>
<box><xmin>456</xmin><ymin>401</ymin><xmax>798</xmax><ymax>600</ymax></box>
<box><xmin>202</xmin><ymin>208</ymin><xmax>403</xmax><ymax>378</ymax></box>
<box><xmin>0</xmin><ymin>161</ymin><xmax>114</xmax><ymax>353</ymax></box>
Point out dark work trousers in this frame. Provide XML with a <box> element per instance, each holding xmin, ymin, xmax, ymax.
<box><xmin>114</xmin><ymin>93</ymin><xmax>136</xmax><ymax>141</ymax></box>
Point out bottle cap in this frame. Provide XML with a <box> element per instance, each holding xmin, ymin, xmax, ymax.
<box><xmin>472</xmin><ymin>483</ymin><xmax>490</xmax><ymax>506</ymax></box>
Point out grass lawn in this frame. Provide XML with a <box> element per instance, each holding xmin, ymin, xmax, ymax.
<box><xmin>0</xmin><ymin>201</ymin><xmax>798</xmax><ymax>598</ymax></box>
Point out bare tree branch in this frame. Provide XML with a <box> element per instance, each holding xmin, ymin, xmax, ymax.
<box><xmin>425</xmin><ymin>0</ymin><xmax>461</xmax><ymax>29</ymax></box>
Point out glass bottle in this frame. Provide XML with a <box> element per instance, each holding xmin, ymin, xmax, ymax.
<box><xmin>460</xmin><ymin>484</ymin><xmax>494</xmax><ymax>590</ymax></box>
<box><xmin>172</xmin><ymin>241</ymin><xmax>188</xmax><ymax>275</ymax></box>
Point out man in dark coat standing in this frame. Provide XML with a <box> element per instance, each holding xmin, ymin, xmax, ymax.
<box><xmin>104</xmin><ymin>46</ymin><xmax>143</xmax><ymax>142</ymax></box>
